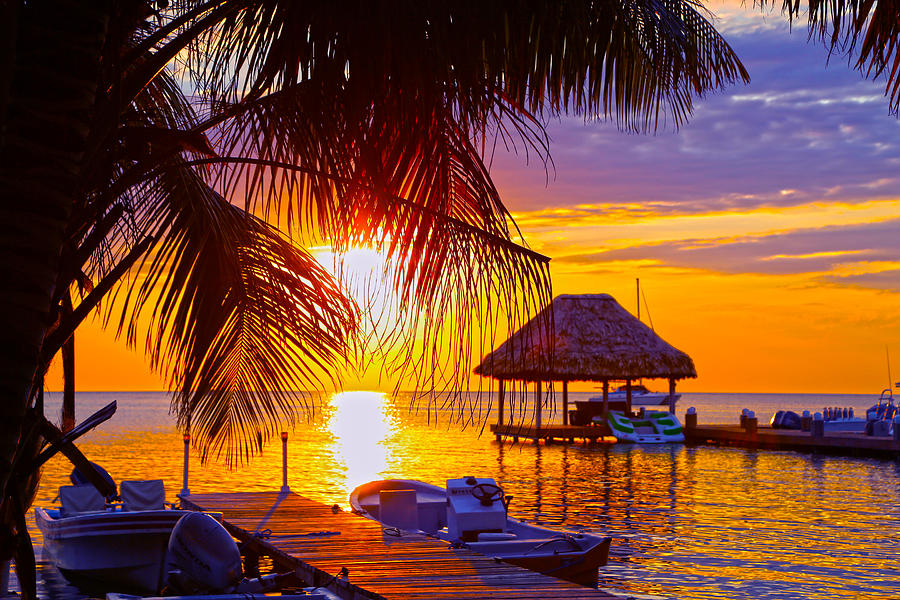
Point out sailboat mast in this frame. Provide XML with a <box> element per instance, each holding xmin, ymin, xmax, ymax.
<box><xmin>636</xmin><ymin>278</ymin><xmax>640</xmax><ymax>321</ymax></box>
<box><xmin>887</xmin><ymin>346</ymin><xmax>893</xmax><ymax>390</ymax></box>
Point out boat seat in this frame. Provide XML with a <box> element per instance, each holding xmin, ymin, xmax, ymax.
<box><xmin>59</xmin><ymin>484</ymin><xmax>106</xmax><ymax>516</ymax></box>
<box><xmin>379</xmin><ymin>489</ymin><xmax>418</xmax><ymax>530</ymax></box>
<box><xmin>120</xmin><ymin>479</ymin><xmax>166</xmax><ymax>511</ymax></box>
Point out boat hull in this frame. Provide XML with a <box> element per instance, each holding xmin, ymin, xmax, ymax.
<box><xmin>494</xmin><ymin>537</ymin><xmax>612</xmax><ymax>587</ymax></box>
<box><xmin>350</xmin><ymin>479</ymin><xmax>611</xmax><ymax>587</ymax></box>
<box><xmin>36</xmin><ymin>507</ymin><xmax>190</xmax><ymax>594</ymax></box>
<box><xmin>589</xmin><ymin>389</ymin><xmax>680</xmax><ymax>407</ymax></box>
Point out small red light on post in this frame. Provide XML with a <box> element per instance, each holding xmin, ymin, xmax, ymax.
<box><xmin>281</xmin><ymin>431</ymin><xmax>288</xmax><ymax>441</ymax></box>
<box><xmin>183</xmin><ymin>433</ymin><xmax>190</xmax><ymax>442</ymax></box>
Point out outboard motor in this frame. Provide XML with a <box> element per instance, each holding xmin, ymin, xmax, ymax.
<box><xmin>70</xmin><ymin>462</ymin><xmax>117</xmax><ymax>502</ymax></box>
<box><xmin>781</xmin><ymin>411</ymin><xmax>802</xmax><ymax>430</ymax></box>
<box><xmin>770</xmin><ymin>411</ymin><xmax>785</xmax><ymax>429</ymax></box>
<box><xmin>166</xmin><ymin>512</ymin><xmax>243</xmax><ymax>594</ymax></box>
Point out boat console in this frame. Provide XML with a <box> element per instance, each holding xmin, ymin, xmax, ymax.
<box><xmin>446</xmin><ymin>476</ymin><xmax>506</xmax><ymax>542</ymax></box>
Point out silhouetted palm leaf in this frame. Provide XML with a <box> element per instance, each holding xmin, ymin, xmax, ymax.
<box><xmin>116</xmin><ymin>167</ymin><xmax>357</xmax><ymax>464</ymax></box>
<box><xmin>773</xmin><ymin>0</ymin><xmax>900</xmax><ymax>114</ymax></box>
<box><xmin>25</xmin><ymin>0</ymin><xmax>751</xmax><ymax>464</ymax></box>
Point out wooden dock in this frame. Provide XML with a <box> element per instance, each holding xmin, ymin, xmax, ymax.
<box><xmin>489</xmin><ymin>423</ymin><xmax>613</xmax><ymax>444</ymax></box>
<box><xmin>685</xmin><ymin>424</ymin><xmax>900</xmax><ymax>458</ymax></box>
<box><xmin>182</xmin><ymin>491</ymin><xmax>617</xmax><ymax>600</ymax></box>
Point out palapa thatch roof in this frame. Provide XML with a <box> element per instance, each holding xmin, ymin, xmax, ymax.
<box><xmin>474</xmin><ymin>294</ymin><xmax>697</xmax><ymax>382</ymax></box>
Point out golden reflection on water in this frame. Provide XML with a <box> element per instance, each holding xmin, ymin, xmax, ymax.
<box><xmin>28</xmin><ymin>392</ymin><xmax>900</xmax><ymax>600</ymax></box>
<box><xmin>323</xmin><ymin>391</ymin><xmax>394</xmax><ymax>508</ymax></box>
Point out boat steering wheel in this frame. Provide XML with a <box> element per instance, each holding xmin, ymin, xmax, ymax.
<box><xmin>471</xmin><ymin>483</ymin><xmax>504</xmax><ymax>506</ymax></box>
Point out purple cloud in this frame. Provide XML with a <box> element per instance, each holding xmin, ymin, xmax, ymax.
<box><xmin>557</xmin><ymin>218</ymin><xmax>900</xmax><ymax>283</ymax></box>
<box><xmin>489</xmin><ymin>14</ymin><xmax>900</xmax><ymax>216</ymax></box>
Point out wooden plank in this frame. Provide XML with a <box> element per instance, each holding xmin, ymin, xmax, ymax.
<box><xmin>489</xmin><ymin>423</ymin><xmax>611</xmax><ymax>443</ymax></box>
<box><xmin>685</xmin><ymin>424</ymin><xmax>900</xmax><ymax>457</ymax></box>
<box><xmin>183</xmin><ymin>492</ymin><xmax>617</xmax><ymax>600</ymax></box>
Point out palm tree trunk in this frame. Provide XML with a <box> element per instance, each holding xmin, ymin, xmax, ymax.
<box><xmin>0</xmin><ymin>0</ymin><xmax>110</xmax><ymax>565</ymax></box>
<box><xmin>61</xmin><ymin>293</ymin><xmax>76</xmax><ymax>433</ymax></box>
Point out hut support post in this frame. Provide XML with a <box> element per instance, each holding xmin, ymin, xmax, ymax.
<box><xmin>602</xmin><ymin>380</ymin><xmax>609</xmax><ymax>417</ymax></box>
<box><xmin>497</xmin><ymin>381</ymin><xmax>505</xmax><ymax>426</ymax></box>
<box><xmin>562</xmin><ymin>381</ymin><xmax>569</xmax><ymax>426</ymax></box>
<box><xmin>626</xmin><ymin>379</ymin><xmax>633</xmax><ymax>415</ymax></box>
<box><xmin>535</xmin><ymin>381</ymin><xmax>542</xmax><ymax>430</ymax></box>
<box><xmin>668</xmin><ymin>378</ymin><xmax>677</xmax><ymax>414</ymax></box>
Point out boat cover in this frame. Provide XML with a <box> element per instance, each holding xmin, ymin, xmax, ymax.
<box><xmin>59</xmin><ymin>484</ymin><xmax>105</xmax><ymax>516</ymax></box>
<box><xmin>121</xmin><ymin>479</ymin><xmax>166</xmax><ymax>511</ymax></box>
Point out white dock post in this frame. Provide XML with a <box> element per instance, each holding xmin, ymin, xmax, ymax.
<box><xmin>180</xmin><ymin>433</ymin><xmax>190</xmax><ymax>497</ymax></box>
<box><xmin>280</xmin><ymin>431</ymin><xmax>290</xmax><ymax>493</ymax></box>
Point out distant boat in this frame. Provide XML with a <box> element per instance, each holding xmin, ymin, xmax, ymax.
<box><xmin>589</xmin><ymin>384</ymin><xmax>679</xmax><ymax>406</ymax></box>
<box><xmin>350</xmin><ymin>477</ymin><xmax>612</xmax><ymax>587</ymax></box>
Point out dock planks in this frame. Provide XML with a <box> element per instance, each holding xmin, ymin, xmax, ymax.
<box><xmin>489</xmin><ymin>424</ymin><xmax>612</xmax><ymax>444</ymax></box>
<box><xmin>182</xmin><ymin>491</ymin><xmax>617</xmax><ymax>600</ymax></box>
<box><xmin>685</xmin><ymin>424</ymin><xmax>900</xmax><ymax>458</ymax></box>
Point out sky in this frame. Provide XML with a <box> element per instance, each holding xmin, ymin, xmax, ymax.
<box><xmin>49</xmin><ymin>2</ymin><xmax>900</xmax><ymax>394</ymax></box>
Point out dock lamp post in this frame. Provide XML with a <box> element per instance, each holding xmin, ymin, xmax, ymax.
<box><xmin>180</xmin><ymin>433</ymin><xmax>190</xmax><ymax>497</ymax></box>
<box><xmin>281</xmin><ymin>431</ymin><xmax>290</xmax><ymax>493</ymax></box>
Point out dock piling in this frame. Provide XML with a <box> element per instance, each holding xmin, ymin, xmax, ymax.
<box><xmin>744</xmin><ymin>411</ymin><xmax>757</xmax><ymax>434</ymax></box>
<box><xmin>685</xmin><ymin>407</ymin><xmax>697</xmax><ymax>430</ymax></box>
<box><xmin>801</xmin><ymin>410</ymin><xmax>811</xmax><ymax>431</ymax></box>
<box><xmin>180</xmin><ymin>433</ymin><xmax>190</xmax><ymax>497</ymax></box>
<box><xmin>280</xmin><ymin>431</ymin><xmax>290</xmax><ymax>493</ymax></box>
<box><xmin>811</xmin><ymin>412</ymin><xmax>824</xmax><ymax>438</ymax></box>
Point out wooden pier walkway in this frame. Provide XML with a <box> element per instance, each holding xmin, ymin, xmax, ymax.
<box><xmin>182</xmin><ymin>491</ymin><xmax>617</xmax><ymax>600</ymax></box>
<box><xmin>685</xmin><ymin>424</ymin><xmax>900</xmax><ymax>458</ymax></box>
<box><xmin>489</xmin><ymin>424</ymin><xmax>613</xmax><ymax>444</ymax></box>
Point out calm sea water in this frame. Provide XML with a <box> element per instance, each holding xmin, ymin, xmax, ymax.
<box><xmin>21</xmin><ymin>390</ymin><xmax>900</xmax><ymax>600</ymax></box>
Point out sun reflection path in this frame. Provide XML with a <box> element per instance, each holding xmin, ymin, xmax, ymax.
<box><xmin>327</xmin><ymin>391</ymin><xmax>395</xmax><ymax>508</ymax></box>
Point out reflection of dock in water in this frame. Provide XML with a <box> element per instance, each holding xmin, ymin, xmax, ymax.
<box><xmin>183</xmin><ymin>491</ymin><xmax>619</xmax><ymax>599</ymax></box>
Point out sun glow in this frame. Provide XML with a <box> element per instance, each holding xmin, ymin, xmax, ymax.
<box><xmin>326</xmin><ymin>391</ymin><xmax>395</xmax><ymax>506</ymax></box>
<box><xmin>313</xmin><ymin>245</ymin><xmax>411</xmax><ymax>388</ymax></box>
<box><xmin>313</xmin><ymin>245</ymin><xmax>398</xmax><ymax>327</ymax></box>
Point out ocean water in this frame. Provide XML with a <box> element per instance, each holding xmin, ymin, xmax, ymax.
<box><xmin>22</xmin><ymin>390</ymin><xmax>900</xmax><ymax>600</ymax></box>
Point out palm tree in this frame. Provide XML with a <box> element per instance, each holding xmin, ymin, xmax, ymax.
<box><xmin>0</xmin><ymin>1</ymin><xmax>748</xmax><ymax>595</ymax></box>
<box><xmin>772</xmin><ymin>0</ymin><xmax>900</xmax><ymax>114</ymax></box>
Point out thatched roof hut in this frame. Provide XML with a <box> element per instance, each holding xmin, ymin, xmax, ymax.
<box><xmin>475</xmin><ymin>294</ymin><xmax>696</xmax><ymax>382</ymax></box>
<box><xmin>476</xmin><ymin>294</ymin><xmax>696</xmax><ymax>426</ymax></box>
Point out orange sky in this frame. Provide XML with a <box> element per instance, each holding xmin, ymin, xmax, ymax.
<box><xmin>47</xmin><ymin>2</ymin><xmax>900</xmax><ymax>395</ymax></box>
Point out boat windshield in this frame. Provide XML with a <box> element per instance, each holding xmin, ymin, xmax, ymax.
<box><xmin>615</xmin><ymin>384</ymin><xmax>651</xmax><ymax>394</ymax></box>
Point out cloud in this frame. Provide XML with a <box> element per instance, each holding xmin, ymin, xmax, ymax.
<box><xmin>489</xmin><ymin>10</ymin><xmax>900</xmax><ymax>217</ymax></box>
<box><xmin>823</xmin><ymin>269</ymin><xmax>900</xmax><ymax>292</ymax></box>
<box><xmin>556</xmin><ymin>218</ymin><xmax>900</xmax><ymax>287</ymax></box>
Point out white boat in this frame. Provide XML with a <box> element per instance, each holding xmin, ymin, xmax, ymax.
<box><xmin>36</xmin><ymin>478</ymin><xmax>195</xmax><ymax>594</ymax></box>
<box><xmin>350</xmin><ymin>477</ymin><xmax>611</xmax><ymax>587</ymax></box>
<box><xmin>589</xmin><ymin>384</ymin><xmax>678</xmax><ymax>407</ymax></box>
<box><xmin>601</xmin><ymin>410</ymin><xmax>685</xmax><ymax>443</ymax></box>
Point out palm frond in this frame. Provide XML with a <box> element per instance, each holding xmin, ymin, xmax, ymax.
<box><xmin>171</xmin><ymin>0</ymin><xmax>747</xmax><ymax>411</ymax></box>
<box><xmin>772</xmin><ymin>0</ymin><xmax>900</xmax><ymax>115</ymax></box>
<box><xmin>110</xmin><ymin>166</ymin><xmax>356</xmax><ymax>464</ymax></box>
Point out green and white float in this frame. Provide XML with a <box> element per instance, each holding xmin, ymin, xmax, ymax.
<box><xmin>596</xmin><ymin>410</ymin><xmax>685</xmax><ymax>443</ymax></box>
